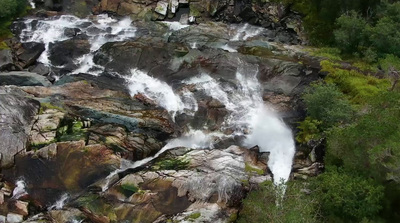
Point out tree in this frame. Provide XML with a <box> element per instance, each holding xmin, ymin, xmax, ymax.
<box><xmin>311</xmin><ymin>168</ymin><xmax>384</xmax><ymax>222</ymax></box>
<box><xmin>237</xmin><ymin>181</ymin><xmax>320</xmax><ymax>223</ymax></box>
<box><xmin>302</xmin><ymin>82</ymin><xmax>353</xmax><ymax>129</ymax></box>
<box><xmin>334</xmin><ymin>11</ymin><xmax>368</xmax><ymax>54</ymax></box>
<box><xmin>369</xmin><ymin>2</ymin><xmax>400</xmax><ymax>58</ymax></box>
<box><xmin>326</xmin><ymin>91</ymin><xmax>400</xmax><ymax>181</ymax></box>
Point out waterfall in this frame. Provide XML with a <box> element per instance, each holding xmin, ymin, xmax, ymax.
<box><xmin>48</xmin><ymin>193</ymin><xmax>69</xmax><ymax>210</ymax></box>
<box><xmin>17</xmin><ymin>15</ymin><xmax>295</xmax><ymax>187</ymax></box>
<box><xmin>105</xmin><ymin>64</ymin><xmax>294</xmax><ymax>186</ymax></box>
<box><xmin>127</xmin><ymin>69</ymin><xmax>198</xmax><ymax>118</ymax></box>
<box><xmin>102</xmin><ymin>130</ymin><xmax>221</xmax><ymax>191</ymax></box>
<box><xmin>11</xmin><ymin>179</ymin><xmax>28</xmax><ymax>199</ymax></box>
<box><xmin>19</xmin><ymin>15</ymin><xmax>137</xmax><ymax>75</ymax></box>
<box><xmin>230</xmin><ymin>23</ymin><xmax>264</xmax><ymax>41</ymax></box>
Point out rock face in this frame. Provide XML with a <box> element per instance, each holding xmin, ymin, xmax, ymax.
<box><xmin>14</xmin><ymin>42</ymin><xmax>45</xmax><ymax>69</ymax></box>
<box><xmin>0</xmin><ymin>49</ymin><xmax>14</xmax><ymax>71</ymax></box>
<box><xmin>22</xmin><ymin>79</ymin><xmax>177</xmax><ymax>138</ymax></box>
<box><xmin>93</xmin><ymin>0</ymin><xmax>304</xmax><ymax>44</ymax></box>
<box><xmin>0</xmin><ymin>72</ymin><xmax>51</xmax><ymax>86</ymax></box>
<box><xmin>0</xmin><ymin>90</ymin><xmax>39</xmax><ymax>168</ymax></box>
<box><xmin>0</xmin><ymin>9</ymin><xmax>326</xmax><ymax>221</ymax></box>
<box><xmin>85</xmin><ymin>145</ymin><xmax>269</xmax><ymax>223</ymax></box>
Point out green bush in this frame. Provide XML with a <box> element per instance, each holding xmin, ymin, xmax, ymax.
<box><xmin>154</xmin><ymin>158</ymin><xmax>189</xmax><ymax>170</ymax></box>
<box><xmin>0</xmin><ymin>0</ymin><xmax>28</xmax><ymax>39</ymax></box>
<box><xmin>334</xmin><ymin>11</ymin><xmax>368</xmax><ymax>54</ymax></box>
<box><xmin>326</xmin><ymin>92</ymin><xmax>400</xmax><ymax>181</ymax></box>
<box><xmin>312</xmin><ymin>168</ymin><xmax>384</xmax><ymax>222</ymax></box>
<box><xmin>237</xmin><ymin>181</ymin><xmax>319</xmax><ymax>223</ymax></box>
<box><xmin>302</xmin><ymin>82</ymin><xmax>353</xmax><ymax>128</ymax></box>
<box><xmin>321</xmin><ymin>60</ymin><xmax>390</xmax><ymax>103</ymax></box>
<box><xmin>296</xmin><ymin>117</ymin><xmax>322</xmax><ymax>144</ymax></box>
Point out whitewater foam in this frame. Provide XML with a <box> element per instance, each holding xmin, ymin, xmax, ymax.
<box><xmin>19</xmin><ymin>14</ymin><xmax>137</xmax><ymax>75</ymax></box>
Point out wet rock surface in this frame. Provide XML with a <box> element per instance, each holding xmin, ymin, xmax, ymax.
<box><xmin>0</xmin><ymin>72</ymin><xmax>51</xmax><ymax>86</ymax></box>
<box><xmin>0</xmin><ymin>8</ymin><xmax>326</xmax><ymax>222</ymax></box>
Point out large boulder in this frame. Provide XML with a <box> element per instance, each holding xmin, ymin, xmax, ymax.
<box><xmin>14</xmin><ymin>42</ymin><xmax>45</xmax><ymax>69</ymax></box>
<box><xmin>0</xmin><ymin>72</ymin><xmax>51</xmax><ymax>86</ymax></box>
<box><xmin>0</xmin><ymin>92</ymin><xmax>39</xmax><ymax>168</ymax></box>
<box><xmin>84</xmin><ymin>145</ymin><xmax>269</xmax><ymax>223</ymax></box>
<box><xmin>48</xmin><ymin>39</ymin><xmax>90</xmax><ymax>67</ymax></box>
<box><xmin>0</xmin><ymin>49</ymin><xmax>14</xmax><ymax>71</ymax></box>
<box><xmin>21</xmin><ymin>79</ymin><xmax>177</xmax><ymax>139</ymax></box>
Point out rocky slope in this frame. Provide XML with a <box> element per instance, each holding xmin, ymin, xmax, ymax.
<box><xmin>0</xmin><ymin>2</ymin><xmax>324</xmax><ymax>222</ymax></box>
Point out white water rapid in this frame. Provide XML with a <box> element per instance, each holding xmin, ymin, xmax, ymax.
<box><xmin>11</xmin><ymin>179</ymin><xmax>28</xmax><ymax>199</ymax></box>
<box><xmin>103</xmin><ymin>62</ymin><xmax>295</xmax><ymax>187</ymax></box>
<box><xmin>19</xmin><ymin>15</ymin><xmax>137</xmax><ymax>75</ymax></box>
<box><xmin>18</xmin><ymin>15</ymin><xmax>295</xmax><ymax>188</ymax></box>
<box><xmin>48</xmin><ymin>193</ymin><xmax>69</xmax><ymax>210</ymax></box>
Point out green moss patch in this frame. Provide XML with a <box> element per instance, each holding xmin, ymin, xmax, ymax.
<box><xmin>245</xmin><ymin>163</ymin><xmax>264</xmax><ymax>175</ymax></box>
<box><xmin>153</xmin><ymin>158</ymin><xmax>190</xmax><ymax>171</ymax></box>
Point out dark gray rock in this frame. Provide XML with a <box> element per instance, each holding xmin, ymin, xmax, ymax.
<box><xmin>0</xmin><ymin>49</ymin><xmax>13</xmax><ymax>71</ymax></box>
<box><xmin>16</xmin><ymin>42</ymin><xmax>45</xmax><ymax>68</ymax></box>
<box><xmin>29</xmin><ymin>63</ymin><xmax>50</xmax><ymax>76</ymax></box>
<box><xmin>0</xmin><ymin>93</ymin><xmax>39</xmax><ymax>168</ymax></box>
<box><xmin>0</xmin><ymin>72</ymin><xmax>52</xmax><ymax>86</ymax></box>
<box><xmin>48</xmin><ymin>39</ymin><xmax>90</xmax><ymax>67</ymax></box>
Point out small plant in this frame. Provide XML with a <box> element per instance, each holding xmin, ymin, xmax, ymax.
<box><xmin>154</xmin><ymin>158</ymin><xmax>190</xmax><ymax>170</ymax></box>
<box><xmin>245</xmin><ymin>163</ymin><xmax>264</xmax><ymax>175</ymax></box>
<box><xmin>296</xmin><ymin>117</ymin><xmax>322</xmax><ymax>144</ymax></box>
<box><xmin>186</xmin><ymin>212</ymin><xmax>201</xmax><ymax>220</ymax></box>
<box><xmin>119</xmin><ymin>184</ymin><xmax>139</xmax><ymax>197</ymax></box>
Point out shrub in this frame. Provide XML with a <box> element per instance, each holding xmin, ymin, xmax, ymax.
<box><xmin>312</xmin><ymin>168</ymin><xmax>384</xmax><ymax>222</ymax></box>
<box><xmin>237</xmin><ymin>181</ymin><xmax>319</xmax><ymax>223</ymax></box>
<box><xmin>326</xmin><ymin>92</ymin><xmax>400</xmax><ymax>181</ymax></box>
<box><xmin>302</xmin><ymin>82</ymin><xmax>353</xmax><ymax>129</ymax></box>
<box><xmin>334</xmin><ymin>11</ymin><xmax>368</xmax><ymax>54</ymax></box>
<box><xmin>321</xmin><ymin>60</ymin><xmax>390</xmax><ymax>103</ymax></box>
<box><xmin>296</xmin><ymin>117</ymin><xmax>322</xmax><ymax>144</ymax></box>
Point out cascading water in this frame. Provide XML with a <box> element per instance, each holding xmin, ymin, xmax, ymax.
<box><xmin>48</xmin><ymin>193</ymin><xmax>69</xmax><ymax>210</ymax></box>
<box><xmin>230</xmin><ymin>23</ymin><xmax>264</xmax><ymax>41</ymax></box>
<box><xmin>103</xmin><ymin>62</ymin><xmax>294</xmax><ymax>187</ymax></box>
<box><xmin>127</xmin><ymin>69</ymin><xmax>198</xmax><ymax>118</ymax></box>
<box><xmin>19</xmin><ymin>14</ymin><xmax>137</xmax><ymax>75</ymax></box>
<box><xmin>11</xmin><ymin>179</ymin><xmax>28</xmax><ymax>199</ymax></box>
<box><xmin>16</xmin><ymin>14</ymin><xmax>295</xmax><ymax>190</ymax></box>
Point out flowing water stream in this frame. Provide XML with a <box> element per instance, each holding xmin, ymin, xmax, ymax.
<box><xmin>17</xmin><ymin>15</ymin><xmax>295</xmax><ymax>191</ymax></box>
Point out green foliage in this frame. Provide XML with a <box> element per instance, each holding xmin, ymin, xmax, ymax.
<box><xmin>39</xmin><ymin>102</ymin><xmax>65</xmax><ymax>114</ymax></box>
<box><xmin>309</xmin><ymin>47</ymin><xmax>342</xmax><ymax>60</ymax></box>
<box><xmin>326</xmin><ymin>91</ymin><xmax>400</xmax><ymax>181</ymax></box>
<box><xmin>186</xmin><ymin>212</ymin><xmax>201</xmax><ymax>220</ymax></box>
<box><xmin>0</xmin><ymin>0</ymin><xmax>28</xmax><ymax>39</ymax></box>
<box><xmin>378</xmin><ymin>54</ymin><xmax>400</xmax><ymax>72</ymax></box>
<box><xmin>368</xmin><ymin>2</ymin><xmax>400</xmax><ymax>58</ymax></box>
<box><xmin>311</xmin><ymin>168</ymin><xmax>384</xmax><ymax>222</ymax></box>
<box><xmin>56</xmin><ymin>119</ymin><xmax>87</xmax><ymax>142</ymax></box>
<box><xmin>154</xmin><ymin>158</ymin><xmax>190</xmax><ymax>170</ymax></box>
<box><xmin>244</xmin><ymin>163</ymin><xmax>264</xmax><ymax>175</ymax></box>
<box><xmin>334</xmin><ymin>11</ymin><xmax>368</xmax><ymax>54</ymax></box>
<box><xmin>237</xmin><ymin>181</ymin><xmax>319</xmax><ymax>223</ymax></box>
<box><xmin>296</xmin><ymin>117</ymin><xmax>322</xmax><ymax>144</ymax></box>
<box><xmin>321</xmin><ymin>60</ymin><xmax>390</xmax><ymax>103</ymax></box>
<box><xmin>302</xmin><ymin>81</ymin><xmax>353</xmax><ymax>128</ymax></box>
<box><xmin>119</xmin><ymin>184</ymin><xmax>139</xmax><ymax>197</ymax></box>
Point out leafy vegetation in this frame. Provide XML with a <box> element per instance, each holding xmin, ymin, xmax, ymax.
<box><xmin>302</xmin><ymin>82</ymin><xmax>354</xmax><ymax>128</ymax></box>
<box><xmin>119</xmin><ymin>184</ymin><xmax>139</xmax><ymax>197</ymax></box>
<box><xmin>0</xmin><ymin>0</ymin><xmax>29</xmax><ymax>39</ymax></box>
<box><xmin>311</xmin><ymin>168</ymin><xmax>384</xmax><ymax>222</ymax></box>
<box><xmin>238</xmin><ymin>181</ymin><xmax>319</xmax><ymax>223</ymax></box>
<box><xmin>153</xmin><ymin>158</ymin><xmax>190</xmax><ymax>170</ymax></box>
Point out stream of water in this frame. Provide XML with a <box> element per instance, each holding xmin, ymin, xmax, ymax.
<box><xmin>18</xmin><ymin>15</ymin><xmax>295</xmax><ymax>190</ymax></box>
